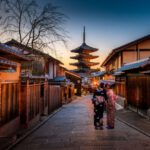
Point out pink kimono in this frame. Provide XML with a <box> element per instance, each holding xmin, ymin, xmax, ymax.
<box><xmin>106</xmin><ymin>89</ymin><xmax>116</xmax><ymax>129</ymax></box>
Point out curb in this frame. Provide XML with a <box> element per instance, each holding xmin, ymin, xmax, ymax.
<box><xmin>5</xmin><ymin>107</ymin><xmax>62</xmax><ymax>150</ymax></box>
<box><xmin>116</xmin><ymin>117</ymin><xmax>150</xmax><ymax>138</ymax></box>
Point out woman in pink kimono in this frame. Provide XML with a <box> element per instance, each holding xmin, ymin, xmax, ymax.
<box><xmin>106</xmin><ymin>84</ymin><xmax>117</xmax><ymax>129</ymax></box>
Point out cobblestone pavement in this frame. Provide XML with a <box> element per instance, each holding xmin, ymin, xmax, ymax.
<box><xmin>12</xmin><ymin>95</ymin><xmax>150</xmax><ymax>150</ymax></box>
<box><xmin>116</xmin><ymin>109</ymin><xmax>150</xmax><ymax>137</ymax></box>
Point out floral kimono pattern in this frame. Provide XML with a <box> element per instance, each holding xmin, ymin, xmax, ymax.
<box><xmin>106</xmin><ymin>89</ymin><xmax>116</xmax><ymax>128</ymax></box>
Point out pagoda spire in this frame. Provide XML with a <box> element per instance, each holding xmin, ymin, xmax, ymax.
<box><xmin>70</xmin><ymin>27</ymin><xmax>99</xmax><ymax>74</ymax></box>
<box><xmin>83</xmin><ymin>26</ymin><xmax>86</xmax><ymax>43</ymax></box>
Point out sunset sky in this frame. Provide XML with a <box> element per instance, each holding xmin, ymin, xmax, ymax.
<box><xmin>2</xmin><ymin>0</ymin><xmax>150</xmax><ymax>70</ymax></box>
<box><xmin>46</xmin><ymin>0</ymin><xmax>150</xmax><ymax>69</ymax></box>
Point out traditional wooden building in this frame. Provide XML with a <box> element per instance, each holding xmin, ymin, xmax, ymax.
<box><xmin>56</xmin><ymin>65</ymin><xmax>67</xmax><ymax>77</ymax></box>
<box><xmin>6</xmin><ymin>39</ymin><xmax>63</xmax><ymax>79</ymax></box>
<box><xmin>0</xmin><ymin>43</ymin><xmax>29</xmax><ymax>136</ymax></box>
<box><xmin>5</xmin><ymin>40</ymin><xmax>64</xmax><ymax>128</ymax></box>
<box><xmin>70</xmin><ymin>27</ymin><xmax>99</xmax><ymax>76</ymax></box>
<box><xmin>0</xmin><ymin>39</ymin><xmax>67</xmax><ymax>138</ymax></box>
<box><xmin>91</xmin><ymin>71</ymin><xmax>106</xmax><ymax>84</ymax></box>
<box><xmin>65</xmin><ymin>71</ymin><xmax>81</xmax><ymax>96</ymax></box>
<box><xmin>101</xmin><ymin>34</ymin><xmax>150</xmax><ymax>80</ymax></box>
<box><xmin>115</xmin><ymin>57</ymin><xmax>150</xmax><ymax>117</ymax></box>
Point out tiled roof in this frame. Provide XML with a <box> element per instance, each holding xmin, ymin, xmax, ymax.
<box><xmin>0</xmin><ymin>43</ymin><xmax>23</xmax><ymax>55</ymax></box>
<box><xmin>65</xmin><ymin>71</ymin><xmax>81</xmax><ymax>78</ymax></box>
<box><xmin>5</xmin><ymin>39</ymin><xmax>63</xmax><ymax>64</ymax></box>
<box><xmin>0</xmin><ymin>43</ymin><xmax>29</xmax><ymax>61</ymax></box>
<box><xmin>116</xmin><ymin>58</ymin><xmax>150</xmax><ymax>72</ymax></box>
<box><xmin>70</xmin><ymin>61</ymin><xmax>99</xmax><ymax>67</ymax></box>
<box><xmin>54</xmin><ymin>76</ymin><xmax>66</xmax><ymax>82</ymax></box>
<box><xmin>91</xmin><ymin>71</ymin><xmax>106</xmax><ymax>77</ymax></box>
<box><xmin>100</xmin><ymin>80</ymin><xmax>115</xmax><ymax>85</ymax></box>
<box><xmin>70</xmin><ymin>53</ymin><xmax>98</xmax><ymax>59</ymax></box>
<box><xmin>71</xmin><ymin>43</ymin><xmax>98</xmax><ymax>53</ymax></box>
<box><xmin>101</xmin><ymin>34</ymin><xmax>150</xmax><ymax>67</ymax></box>
<box><xmin>0</xmin><ymin>57</ymin><xmax>17</xmax><ymax>66</ymax></box>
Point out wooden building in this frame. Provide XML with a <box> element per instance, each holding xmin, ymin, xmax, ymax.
<box><xmin>56</xmin><ymin>65</ymin><xmax>67</xmax><ymax>77</ymax></box>
<box><xmin>0</xmin><ymin>39</ymin><xmax>71</xmax><ymax>139</ymax></box>
<box><xmin>5</xmin><ymin>40</ymin><xmax>64</xmax><ymax>128</ymax></box>
<box><xmin>0</xmin><ymin>43</ymin><xmax>29</xmax><ymax>136</ymax></box>
<box><xmin>101</xmin><ymin>34</ymin><xmax>150</xmax><ymax>80</ymax></box>
<box><xmin>91</xmin><ymin>71</ymin><xmax>106</xmax><ymax>85</ymax></box>
<box><xmin>115</xmin><ymin>57</ymin><xmax>150</xmax><ymax>117</ymax></box>
<box><xmin>65</xmin><ymin>71</ymin><xmax>81</xmax><ymax>96</ymax></box>
<box><xmin>6</xmin><ymin>39</ymin><xmax>63</xmax><ymax>79</ymax></box>
<box><xmin>50</xmin><ymin>69</ymin><xmax>81</xmax><ymax>103</ymax></box>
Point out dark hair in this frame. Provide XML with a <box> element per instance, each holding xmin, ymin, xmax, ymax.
<box><xmin>110</xmin><ymin>83</ymin><xmax>115</xmax><ymax>88</ymax></box>
<box><xmin>105</xmin><ymin>83</ymin><xmax>115</xmax><ymax>89</ymax></box>
<box><xmin>104</xmin><ymin>83</ymin><xmax>109</xmax><ymax>88</ymax></box>
<box><xmin>100</xmin><ymin>82</ymin><xmax>104</xmax><ymax>88</ymax></box>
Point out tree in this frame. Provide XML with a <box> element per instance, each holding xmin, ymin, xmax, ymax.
<box><xmin>0</xmin><ymin>0</ymin><xmax>68</xmax><ymax>50</ymax></box>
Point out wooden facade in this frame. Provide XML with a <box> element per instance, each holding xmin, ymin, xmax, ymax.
<box><xmin>20</xmin><ymin>77</ymin><xmax>62</xmax><ymax>128</ymax></box>
<box><xmin>0</xmin><ymin>81</ymin><xmax>20</xmax><ymax>136</ymax></box>
<box><xmin>56</xmin><ymin>65</ymin><xmax>66</xmax><ymax>77</ymax></box>
<box><xmin>20</xmin><ymin>79</ymin><xmax>41</xmax><ymax>127</ymax></box>
<box><xmin>0</xmin><ymin>41</ymin><xmax>66</xmax><ymax>137</ymax></box>
<box><xmin>6</xmin><ymin>39</ymin><xmax>63</xmax><ymax>79</ymax></box>
<box><xmin>0</xmin><ymin>78</ymin><xmax>63</xmax><ymax>136</ymax></box>
<box><xmin>115</xmin><ymin>76</ymin><xmax>126</xmax><ymax>98</ymax></box>
<box><xmin>101</xmin><ymin>35</ymin><xmax>150</xmax><ymax>80</ymax></box>
<box><xmin>48</xmin><ymin>85</ymin><xmax>62</xmax><ymax>113</ymax></box>
<box><xmin>127</xmin><ymin>74</ymin><xmax>150</xmax><ymax>110</ymax></box>
<box><xmin>115</xmin><ymin>58</ymin><xmax>150</xmax><ymax>116</ymax></box>
<box><xmin>0</xmin><ymin>43</ymin><xmax>29</xmax><ymax>136</ymax></box>
<box><xmin>65</xmin><ymin>71</ymin><xmax>81</xmax><ymax>96</ymax></box>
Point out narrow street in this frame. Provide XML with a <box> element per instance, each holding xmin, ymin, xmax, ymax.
<box><xmin>12</xmin><ymin>95</ymin><xmax>150</xmax><ymax>150</ymax></box>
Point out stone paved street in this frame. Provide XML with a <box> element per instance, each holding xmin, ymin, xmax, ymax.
<box><xmin>12</xmin><ymin>95</ymin><xmax>150</xmax><ymax>150</ymax></box>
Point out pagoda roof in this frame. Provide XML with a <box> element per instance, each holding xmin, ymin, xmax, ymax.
<box><xmin>70</xmin><ymin>61</ymin><xmax>99</xmax><ymax>67</ymax></box>
<box><xmin>71</xmin><ymin>43</ymin><xmax>98</xmax><ymax>53</ymax></box>
<box><xmin>70</xmin><ymin>53</ymin><xmax>99</xmax><ymax>59</ymax></box>
<box><xmin>72</xmin><ymin>68</ymin><xmax>99</xmax><ymax>73</ymax></box>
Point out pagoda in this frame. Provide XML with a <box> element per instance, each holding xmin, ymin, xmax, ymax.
<box><xmin>70</xmin><ymin>27</ymin><xmax>99</xmax><ymax>75</ymax></box>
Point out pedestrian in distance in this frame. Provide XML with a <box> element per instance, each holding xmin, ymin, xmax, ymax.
<box><xmin>105</xmin><ymin>83</ymin><xmax>117</xmax><ymax>129</ymax></box>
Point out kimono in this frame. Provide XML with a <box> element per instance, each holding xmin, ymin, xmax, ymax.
<box><xmin>92</xmin><ymin>89</ymin><xmax>107</xmax><ymax>128</ymax></box>
<box><xmin>106</xmin><ymin>89</ymin><xmax>116</xmax><ymax>129</ymax></box>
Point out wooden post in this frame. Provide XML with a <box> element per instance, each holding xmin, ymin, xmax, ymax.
<box><xmin>26</xmin><ymin>79</ymin><xmax>30</xmax><ymax>126</ymax></box>
<box><xmin>136</xmin><ymin>44</ymin><xmax>140</xmax><ymax>60</ymax></box>
<box><xmin>2</xmin><ymin>83</ymin><xmax>7</xmax><ymax>124</ymax></box>
<box><xmin>7</xmin><ymin>83</ymin><xmax>11</xmax><ymax>121</ymax></box>
<box><xmin>0</xmin><ymin>83</ymin><xmax>1</xmax><ymax>124</ymax></box>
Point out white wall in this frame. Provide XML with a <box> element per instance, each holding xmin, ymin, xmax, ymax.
<box><xmin>49</xmin><ymin>62</ymin><xmax>54</xmax><ymax>79</ymax></box>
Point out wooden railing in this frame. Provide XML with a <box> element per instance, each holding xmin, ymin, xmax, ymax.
<box><xmin>0</xmin><ymin>77</ymin><xmax>71</xmax><ymax>130</ymax></box>
<box><xmin>20</xmin><ymin>80</ymin><xmax>63</xmax><ymax>126</ymax></box>
<box><xmin>21</xmin><ymin>81</ymin><xmax>42</xmax><ymax>124</ymax></box>
<box><xmin>0</xmin><ymin>81</ymin><xmax>19</xmax><ymax>126</ymax></box>
<box><xmin>48</xmin><ymin>85</ymin><xmax>62</xmax><ymax>113</ymax></box>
